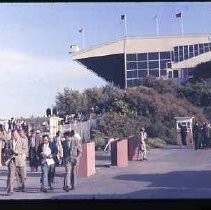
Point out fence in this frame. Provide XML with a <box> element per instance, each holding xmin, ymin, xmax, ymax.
<box><xmin>59</xmin><ymin>118</ymin><xmax>98</xmax><ymax>142</ymax></box>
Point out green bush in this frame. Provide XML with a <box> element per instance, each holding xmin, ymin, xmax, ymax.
<box><xmin>92</xmin><ymin>132</ymin><xmax>106</xmax><ymax>150</ymax></box>
<box><xmin>146</xmin><ymin>138</ymin><xmax>166</xmax><ymax>148</ymax></box>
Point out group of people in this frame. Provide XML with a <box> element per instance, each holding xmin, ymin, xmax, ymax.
<box><xmin>193</xmin><ymin>122</ymin><xmax>211</xmax><ymax>150</ymax></box>
<box><xmin>0</xmin><ymin>128</ymin><xmax>82</xmax><ymax>196</ymax></box>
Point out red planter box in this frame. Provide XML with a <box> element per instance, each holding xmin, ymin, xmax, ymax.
<box><xmin>128</xmin><ymin>136</ymin><xmax>139</xmax><ymax>161</ymax></box>
<box><xmin>111</xmin><ymin>139</ymin><xmax>128</xmax><ymax>167</ymax></box>
<box><xmin>78</xmin><ymin>141</ymin><xmax>96</xmax><ymax>177</ymax></box>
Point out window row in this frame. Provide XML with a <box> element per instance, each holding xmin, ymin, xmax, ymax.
<box><xmin>126</xmin><ymin>69</ymin><xmax>167</xmax><ymax>78</ymax></box>
<box><xmin>173</xmin><ymin>42</ymin><xmax>211</xmax><ymax>63</ymax></box>
<box><xmin>126</xmin><ymin>51</ymin><xmax>172</xmax><ymax>61</ymax></box>
<box><xmin>127</xmin><ymin>60</ymin><xmax>172</xmax><ymax>70</ymax></box>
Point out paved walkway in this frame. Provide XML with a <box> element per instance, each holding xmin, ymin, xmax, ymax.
<box><xmin>1</xmin><ymin>145</ymin><xmax>211</xmax><ymax>199</ymax></box>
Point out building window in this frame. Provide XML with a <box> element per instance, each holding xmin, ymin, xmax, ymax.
<box><xmin>149</xmin><ymin>69</ymin><xmax>159</xmax><ymax>77</ymax></box>
<box><xmin>137</xmin><ymin>61</ymin><xmax>147</xmax><ymax>69</ymax></box>
<box><xmin>126</xmin><ymin>80</ymin><xmax>133</xmax><ymax>87</ymax></box>
<box><xmin>189</xmin><ymin>45</ymin><xmax>193</xmax><ymax>52</ymax></box>
<box><xmin>209</xmin><ymin>43</ymin><xmax>211</xmax><ymax>51</ymax></box>
<box><xmin>160</xmin><ymin>70</ymin><xmax>167</xmax><ymax>76</ymax></box>
<box><xmin>138</xmin><ymin>70</ymin><xmax>148</xmax><ymax>77</ymax></box>
<box><xmin>137</xmin><ymin>53</ymin><xmax>147</xmax><ymax>61</ymax></box>
<box><xmin>174</xmin><ymin>46</ymin><xmax>179</xmax><ymax>52</ymax></box>
<box><xmin>178</xmin><ymin>46</ymin><xmax>183</xmax><ymax>61</ymax></box>
<box><xmin>199</xmin><ymin>43</ymin><xmax>204</xmax><ymax>54</ymax></box>
<box><xmin>194</xmin><ymin>44</ymin><xmax>199</xmax><ymax>56</ymax></box>
<box><xmin>160</xmin><ymin>51</ymin><xmax>171</xmax><ymax>60</ymax></box>
<box><xmin>148</xmin><ymin>61</ymin><xmax>159</xmax><ymax>69</ymax></box>
<box><xmin>189</xmin><ymin>52</ymin><xmax>194</xmax><ymax>58</ymax></box>
<box><xmin>126</xmin><ymin>70</ymin><xmax>137</xmax><ymax>78</ymax></box>
<box><xmin>160</xmin><ymin>60</ymin><xmax>171</xmax><ymax>69</ymax></box>
<box><xmin>184</xmin><ymin>46</ymin><xmax>188</xmax><ymax>59</ymax></box>
<box><xmin>173</xmin><ymin>70</ymin><xmax>179</xmax><ymax>78</ymax></box>
<box><xmin>182</xmin><ymin>68</ymin><xmax>189</xmax><ymax>79</ymax></box>
<box><xmin>126</xmin><ymin>54</ymin><xmax>137</xmax><ymax>61</ymax></box>
<box><xmin>127</xmin><ymin>79</ymin><xmax>138</xmax><ymax>87</ymax></box>
<box><xmin>126</xmin><ymin>62</ymin><xmax>137</xmax><ymax>70</ymax></box>
<box><xmin>174</xmin><ymin>53</ymin><xmax>179</xmax><ymax>62</ymax></box>
<box><xmin>204</xmin><ymin>43</ymin><xmax>209</xmax><ymax>52</ymax></box>
<box><xmin>168</xmin><ymin>71</ymin><xmax>173</xmax><ymax>78</ymax></box>
<box><xmin>167</xmin><ymin>62</ymin><xmax>172</xmax><ymax>68</ymax></box>
<box><xmin>148</xmin><ymin>52</ymin><xmax>159</xmax><ymax>60</ymax></box>
<box><xmin>171</xmin><ymin>51</ymin><xmax>174</xmax><ymax>61</ymax></box>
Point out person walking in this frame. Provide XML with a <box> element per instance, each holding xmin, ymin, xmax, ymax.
<box><xmin>178</xmin><ymin>123</ymin><xmax>187</xmax><ymax>146</ymax></box>
<box><xmin>193</xmin><ymin>122</ymin><xmax>200</xmax><ymax>150</ymax></box>
<box><xmin>53</xmin><ymin>131</ymin><xmax>63</xmax><ymax>165</ymax></box>
<box><xmin>37</xmin><ymin>134</ymin><xmax>58</xmax><ymax>192</ymax></box>
<box><xmin>138</xmin><ymin>128</ymin><xmax>147</xmax><ymax>161</ymax></box>
<box><xmin>28</xmin><ymin>130</ymin><xmax>40</xmax><ymax>172</ymax></box>
<box><xmin>62</xmin><ymin>130</ymin><xmax>82</xmax><ymax>192</ymax></box>
<box><xmin>4</xmin><ymin>129</ymin><xmax>28</xmax><ymax>195</ymax></box>
<box><xmin>0</xmin><ymin>129</ymin><xmax>6</xmax><ymax>166</ymax></box>
<box><xmin>18</xmin><ymin>129</ymin><xmax>28</xmax><ymax>180</ymax></box>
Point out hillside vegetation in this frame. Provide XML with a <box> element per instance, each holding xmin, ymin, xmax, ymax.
<box><xmin>55</xmin><ymin>76</ymin><xmax>208</xmax><ymax>144</ymax></box>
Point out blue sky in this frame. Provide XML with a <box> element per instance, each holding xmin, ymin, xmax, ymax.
<box><xmin>0</xmin><ymin>2</ymin><xmax>211</xmax><ymax>118</ymax></box>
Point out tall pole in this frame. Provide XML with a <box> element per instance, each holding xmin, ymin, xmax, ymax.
<box><xmin>82</xmin><ymin>29</ymin><xmax>85</xmax><ymax>49</ymax></box>
<box><xmin>121</xmin><ymin>14</ymin><xmax>128</xmax><ymax>88</ymax></box>
<box><xmin>79</xmin><ymin>28</ymin><xmax>85</xmax><ymax>49</ymax></box>
<box><xmin>181</xmin><ymin>15</ymin><xmax>184</xmax><ymax>36</ymax></box>
<box><xmin>155</xmin><ymin>15</ymin><xmax>159</xmax><ymax>36</ymax></box>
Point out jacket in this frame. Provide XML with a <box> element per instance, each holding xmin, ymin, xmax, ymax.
<box><xmin>62</xmin><ymin>136</ymin><xmax>82</xmax><ymax>165</ymax></box>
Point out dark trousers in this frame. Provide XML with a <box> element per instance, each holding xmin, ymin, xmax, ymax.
<box><xmin>40</xmin><ymin>163</ymin><xmax>55</xmax><ymax>189</ymax></box>
<box><xmin>181</xmin><ymin>134</ymin><xmax>187</xmax><ymax>146</ymax></box>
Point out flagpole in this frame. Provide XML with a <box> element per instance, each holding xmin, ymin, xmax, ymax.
<box><xmin>82</xmin><ymin>29</ymin><xmax>85</xmax><ymax>49</ymax></box>
<box><xmin>79</xmin><ymin>28</ymin><xmax>85</xmax><ymax>49</ymax></box>
<box><xmin>181</xmin><ymin>15</ymin><xmax>184</xmax><ymax>36</ymax></box>
<box><xmin>122</xmin><ymin>15</ymin><xmax>128</xmax><ymax>88</ymax></box>
<box><xmin>155</xmin><ymin>15</ymin><xmax>159</xmax><ymax>36</ymax></box>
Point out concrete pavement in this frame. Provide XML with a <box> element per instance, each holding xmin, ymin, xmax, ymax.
<box><xmin>1</xmin><ymin>145</ymin><xmax>211</xmax><ymax>199</ymax></box>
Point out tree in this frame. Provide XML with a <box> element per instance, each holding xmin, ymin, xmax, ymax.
<box><xmin>55</xmin><ymin>88</ymin><xmax>87</xmax><ymax>117</ymax></box>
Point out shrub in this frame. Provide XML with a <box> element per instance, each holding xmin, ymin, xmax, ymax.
<box><xmin>146</xmin><ymin>138</ymin><xmax>166</xmax><ymax>148</ymax></box>
<box><xmin>92</xmin><ymin>131</ymin><xmax>106</xmax><ymax>150</ymax></box>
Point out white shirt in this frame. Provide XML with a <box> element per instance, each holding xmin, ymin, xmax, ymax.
<box><xmin>43</xmin><ymin>143</ymin><xmax>51</xmax><ymax>156</ymax></box>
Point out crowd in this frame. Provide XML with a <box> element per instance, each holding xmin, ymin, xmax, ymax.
<box><xmin>193</xmin><ymin>122</ymin><xmax>211</xmax><ymax>150</ymax></box>
<box><xmin>0</xmin><ymin>125</ymin><xmax>82</xmax><ymax>196</ymax></box>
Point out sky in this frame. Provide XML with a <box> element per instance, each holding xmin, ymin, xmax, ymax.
<box><xmin>0</xmin><ymin>2</ymin><xmax>211</xmax><ymax>118</ymax></box>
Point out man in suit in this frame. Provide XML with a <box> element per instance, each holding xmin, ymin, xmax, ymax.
<box><xmin>178</xmin><ymin>123</ymin><xmax>187</xmax><ymax>146</ymax></box>
<box><xmin>5</xmin><ymin>129</ymin><xmax>28</xmax><ymax>195</ymax></box>
<box><xmin>28</xmin><ymin>129</ymin><xmax>40</xmax><ymax>172</ymax></box>
<box><xmin>37</xmin><ymin>134</ymin><xmax>58</xmax><ymax>192</ymax></box>
<box><xmin>0</xmin><ymin>129</ymin><xmax>6</xmax><ymax>166</ymax></box>
<box><xmin>18</xmin><ymin>129</ymin><xmax>29</xmax><ymax>180</ymax></box>
<box><xmin>62</xmin><ymin>130</ymin><xmax>82</xmax><ymax>192</ymax></box>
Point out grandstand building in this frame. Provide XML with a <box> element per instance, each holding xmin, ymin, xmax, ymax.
<box><xmin>71</xmin><ymin>34</ymin><xmax>211</xmax><ymax>88</ymax></box>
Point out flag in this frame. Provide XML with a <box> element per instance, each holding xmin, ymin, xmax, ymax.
<box><xmin>176</xmin><ymin>12</ymin><xmax>182</xmax><ymax>18</ymax></box>
<box><xmin>121</xmin><ymin>14</ymin><xmax>125</xmax><ymax>20</ymax></box>
<box><xmin>78</xmin><ymin>28</ymin><xmax>83</xmax><ymax>33</ymax></box>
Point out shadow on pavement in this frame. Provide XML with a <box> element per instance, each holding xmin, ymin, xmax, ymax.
<box><xmin>113</xmin><ymin>170</ymin><xmax>211</xmax><ymax>189</ymax></box>
<box><xmin>49</xmin><ymin>170</ymin><xmax>211</xmax><ymax>199</ymax></box>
